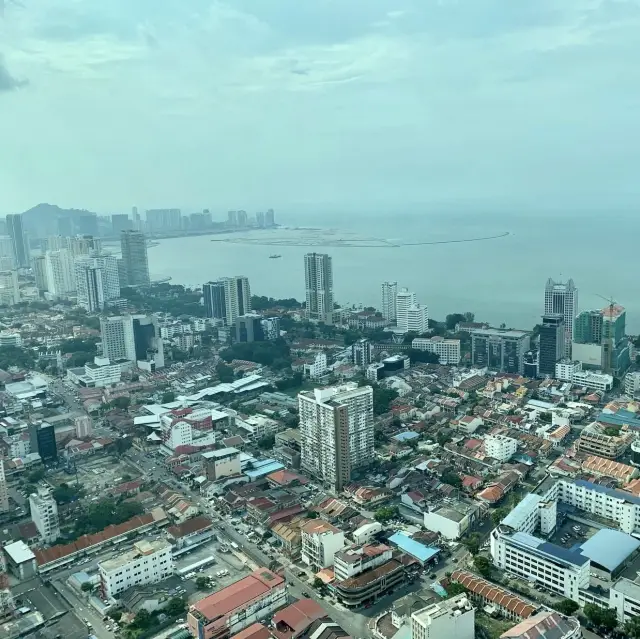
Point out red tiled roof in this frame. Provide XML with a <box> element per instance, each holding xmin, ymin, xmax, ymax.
<box><xmin>231</xmin><ymin>624</ymin><xmax>271</xmax><ymax>639</ymax></box>
<box><xmin>267</xmin><ymin>470</ymin><xmax>309</xmax><ymax>487</ymax></box>
<box><xmin>193</xmin><ymin>569</ymin><xmax>284</xmax><ymax>622</ymax></box>
<box><xmin>166</xmin><ymin>516</ymin><xmax>213</xmax><ymax>539</ymax></box>
<box><xmin>272</xmin><ymin>599</ymin><xmax>325</xmax><ymax>639</ymax></box>
<box><xmin>452</xmin><ymin>570</ymin><xmax>536</xmax><ymax>619</ymax></box>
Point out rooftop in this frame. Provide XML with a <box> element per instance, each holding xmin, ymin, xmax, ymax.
<box><xmin>500</xmin><ymin>611</ymin><xmax>581</xmax><ymax>639</ymax></box>
<box><xmin>388</xmin><ymin>532</ymin><xmax>439</xmax><ymax>563</ymax></box>
<box><xmin>272</xmin><ymin>599</ymin><xmax>326</xmax><ymax>639</ymax></box>
<box><xmin>202</xmin><ymin>447</ymin><xmax>240</xmax><ymax>459</ymax></box>
<box><xmin>509</xmin><ymin>531</ymin><xmax>589</xmax><ymax>567</ymax></box>
<box><xmin>4</xmin><ymin>540</ymin><xmax>35</xmax><ymax>564</ymax></box>
<box><xmin>612</xmin><ymin>577</ymin><xmax>640</xmax><ymax>601</ymax></box>
<box><xmin>192</xmin><ymin>569</ymin><xmax>284</xmax><ymax>622</ymax></box>
<box><xmin>99</xmin><ymin>539</ymin><xmax>171</xmax><ymax>572</ymax></box>
<box><xmin>579</xmin><ymin>529</ymin><xmax>640</xmax><ymax>572</ymax></box>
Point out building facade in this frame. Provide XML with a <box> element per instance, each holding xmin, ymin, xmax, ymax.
<box><xmin>411</xmin><ymin>337</ymin><xmax>461</xmax><ymax>365</ymax></box>
<box><xmin>235</xmin><ymin>314</ymin><xmax>264</xmax><ymax>343</ymax></box>
<box><xmin>485</xmin><ymin>434</ymin><xmax>518</xmax><ymax>462</ymax></box>
<box><xmin>29</xmin><ymin>488</ymin><xmax>61</xmax><ymax>544</ymax></box>
<box><xmin>75</xmin><ymin>255</ymin><xmax>120</xmax><ymax>311</ymax></box>
<box><xmin>538</xmin><ymin>314</ymin><xmax>565</xmax><ymax>377</ymax></box>
<box><xmin>411</xmin><ymin>595</ymin><xmax>475</xmax><ymax>639</ymax></box>
<box><xmin>44</xmin><ymin>249</ymin><xmax>75</xmax><ymax>297</ymax></box>
<box><xmin>301</xmin><ymin>519</ymin><xmax>345</xmax><ymax>571</ymax></box>
<box><xmin>381</xmin><ymin>281</ymin><xmax>398</xmax><ymax>322</ymax></box>
<box><xmin>0</xmin><ymin>460</ymin><xmax>8</xmax><ymax>514</ymax></box>
<box><xmin>304</xmin><ymin>253</ymin><xmax>334</xmax><ymax>324</ymax></box>
<box><xmin>222</xmin><ymin>276</ymin><xmax>251</xmax><ymax>326</ymax></box>
<box><xmin>120</xmin><ymin>230</ymin><xmax>150</xmax><ymax>286</ymax></box>
<box><xmin>544</xmin><ymin>278</ymin><xmax>578</xmax><ymax>359</ymax></box>
<box><xmin>471</xmin><ymin>328</ymin><xmax>531</xmax><ymax>374</ymax></box>
<box><xmin>203</xmin><ymin>281</ymin><xmax>226</xmax><ymax>320</ymax></box>
<box><xmin>6</xmin><ymin>214</ymin><xmax>29</xmax><ymax>267</ymax></box>
<box><xmin>298</xmin><ymin>383</ymin><xmax>374</xmax><ymax>491</ymax></box>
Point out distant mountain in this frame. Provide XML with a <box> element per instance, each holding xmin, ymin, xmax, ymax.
<box><xmin>22</xmin><ymin>203</ymin><xmax>98</xmax><ymax>238</ymax></box>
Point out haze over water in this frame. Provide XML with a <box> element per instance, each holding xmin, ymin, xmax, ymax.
<box><xmin>148</xmin><ymin>210</ymin><xmax>640</xmax><ymax>334</ymax></box>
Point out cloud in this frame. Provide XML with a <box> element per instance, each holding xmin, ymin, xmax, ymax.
<box><xmin>0</xmin><ymin>55</ymin><xmax>27</xmax><ymax>91</ymax></box>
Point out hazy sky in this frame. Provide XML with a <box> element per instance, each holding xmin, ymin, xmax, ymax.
<box><xmin>1</xmin><ymin>0</ymin><xmax>639</xmax><ymax>215</ymax></box>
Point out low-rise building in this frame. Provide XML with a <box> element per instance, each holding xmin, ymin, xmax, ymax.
<box><xmin>203</xmin><ymin>447</ymin><xmax>242</xmax><ymax>480</ymax></box>
<box><xmin>500</xmin><ymin>611</ymin><xmax>581</xmax><ymax>639</ymax></box>
<box><xmin>98</xmin><ymin>539</ymin><xmax>174</xmax><ymax>599</ymax></box>
<box><xmin>423</xmin><ymin>499</ymin><xmax>481</xmax><ymax>540</ymax></box>
<box><xmin>577</xmin><ymin>424</ymin><xmax>632</xmax><ymax>459</ymax></box>
<box><xmin>236</xmin><ymin>415</ymin><xmax>284</xmax><ymax>440</ymax></box>
<box><xmin>484</xmin><ymin>434</ymin><xmax>518</xmax><ymax>463</ymax></box>
<box><xmin>581</xmin><ymin>455</ymin><xmax>638</xmax><ymax>483</ymax></box>
<box><xmin>3</xmin><ymin>541</ymin><xmax>37</xmax><ymax>580</ymax></box>
<box><xmin>271</xmin><ymin>517</ymin><xmax>306</xmax><ymax>558</ymax></box>
<box><xmin>333</xmin><ymin>543</ymin><xmax>393</xmax><ymax>581</ymax></box>
<box><xmin>187</xmin><ymin>569</ymin><xmax>287</xmax><ymax>639</ymax></box>
<box><xmin>411</xmin><ymin>337</ymin><xmax>461</xmax><ymax>365</ymax></box>
<box><xmin>571</xmin><ymin>370</ymin><xmax>614</xmax><ymax>391</ymax></box>
<box><xmin>411</xmin><ymin>594</ymin><xmax>475</xmax><ymax>639</ymax></box>
<box><xmin>301</xmin><ymin>520</ymin><xmax>346</xmax><ymax>572</ymax></box>
<box><xmin>610</xmin><ymin>577</ymin><xmax>640</xmax><ymax>623</ymax></box>
<box><xmin>166</xmin><ymin>516</ymin><xmax>215</xmax><ymax>554</ymax></box>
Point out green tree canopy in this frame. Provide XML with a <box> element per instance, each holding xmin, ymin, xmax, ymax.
<box><xmin>473</xmin><ymin>555</ymin><xmax>492</xmax><ymax>578</ymax></box>
<box><xmin>0</xmin><ymin>346</ymin><xmax>36</xmax><ymax>370</ymax></box>
<box><xmin>162</xmin><ymin>391</ymin><xmax>176</xmax><ymax>403</ymax></box>
<box><xmin>216</xmin><ymin>361</ymin><xmax>235</xmax><ymax>382</ymax></box>
<box><xmin>374</xmin><ymin>506</ymin><xmax>398</xmax><ymax>523</ymax></box>
<box><xmin>555</xmin><ymin>600</ymin><xmax>579</xmax><ymax>616</ymax></box>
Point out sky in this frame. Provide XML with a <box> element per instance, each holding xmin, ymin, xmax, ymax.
<box><xmin>1</xmin><ymin>0</ymin><xmax>640</xmax><ymax>216</ymax></box>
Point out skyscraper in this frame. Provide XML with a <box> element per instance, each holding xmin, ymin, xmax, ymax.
<box><xmin>538</xmin><ymin>314</ymin><xmax>565</xmax><ymax>377</ymax></box>
<box><xmin>221</xmin><ymin>276</ymin><xmax>251</xmax><ymax>325</ymax></box>
<box><xmin>304</xmin><ymin>253</ymin><xmax>334</xmax><ymax>324</ymax></box>
<box><xmin>31</xmin><ymin>256</ymin><xmax>48</xmax><ymax>292</ymax></box>
<box><xmin>395</xmin><ymin>288</ymin><xmax>416</xmax><ymax>331</ymax></box>
<box><xmin>75</xmin><ymin>255</ymin><xmax>120</xmax><ymax>312</ymax></box>
<box><xmin>0</xmin><ymin>235</ymin><xmax>15</xmax><ymax>268</ymax></box>
<box><xmin>544</xmin><ymin>278</ymin><xmax>578</xmax><ymax>358</ymax></box>
<box><xmin>6</xmin><ymin>214</ymin><xmax>29</xmax><ymax>267</ymax></box>
<box><xmin>298</xmin><ymin>383</ymin><xmax>374</xmax><ymax>491</ymax></box>
<box><xmin>100</xmin><ymin>314</ymin><xmax>164</xmax><ymax>369</ymax></box>
<box><xmin>235</xmin><ymin>314</ymin><xmax>264</xmax><ymax>343</ymax></box>
<box><xmin>203</xmin><ymin>281</ymin><xmax>227</xmax><ymax>320</ymax></box>
<box><xmin>111</xmin><ymin>214</ymin><xmax>131</xmax><ymax>234</ymax></box>
<box><xmin>145</xmin><ymin>209</ymin><xmax>182</xmax><ymax>233</ymax></box>
<box><xmin>227</xmin><ymin>211</ymin><xmax>238</xmax><ymax>226</ymax></box>
<box><xmin>381</xmin><ymin>281</ymin><xmax>398</xmax><ymax>322</ymax></box>
<box><xmin>29</xmin><ymin>422</ymin><xmax>57</xmax><ymax>462</ymax></box>
<box><xmin>0</xmin><ymin>460</ymin><xmax>9</xmax><ymax>514</ymax></box>
<box><xmin>237</xmin><ymin>210</ymin><xmax>248</xmax><ymax>227</ymax></box>
<box><xmin>44</xmin><ymin>249</ymin><xmax>75</xmax><ymax>297</ymax></box>
<box><xmin>120</xmin><ymin>230</ymin><xmax>150</xmax><ymax>286</ymax></box>
<box><xmin>265</xmin><ymin>209</ymin><xmax>275</xmax><ymax>226</ymax></box>
<box><xmin>100</xmin><ymin>315</ymin><xmax>136</xmax><ymax>361</ymax></box>
<box><xmin>0</xmin><ymin>269</ymin><xmax>19</xmax><ymax>306</ymax></box>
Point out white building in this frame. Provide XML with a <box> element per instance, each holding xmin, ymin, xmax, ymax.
<box><xmin>484</xmin><ymin>434</ymin><xmax>518</xmax><ymax>462</ymax></box>
<box><xmin>220</xmin><ymin>276</ymin><xmax>251</xmax><ymax>326</ymax></box>
<box><xmin>411</xmin><ymin>594</ymin><xmax>475</xmax><ymax>639</ymax></box>
<box><xmin>544</xmin><ymin>278</ymin><xmax>578</xmax><ymax>359</ymax></box>
<box><xmin>44</xmin><ymin>249</ymin><xmax>75</xmax><ymax>297</ymax></box>
<box><xmin>412</xmin><ymin>337</ymin><xmax>461</xmax><ymax>365</ymax></box>
<box><xmin>83</xmin><ymin>356</ymin><xmax>123</xmax><ymax>387</ymax></box>
<box><xmin>406</xmin><ymin>305</ymin><xmax>429</xmax><ymax>334</ymax></box>
<box><xmin>29</xmin><ymin>488</ymin><xmax>60</xmax><ymax>544</ymax></box>
<box><xmin>610</xmin><ymin>578</ymin><xmax>640</xmax><ymax>623</ymax></box>
<box><xmin>236</xmin><ymin>414</ymin><xmax>283</xmax><ymax>440</ymax></box>
<box><xmin>0</xmin><ymin>331</ymin><xmax>22</xmax><ymax>348</ymax></box>
<box><xmin>298</xmin><ymin>383</ymin><xmax>374</xmax><ymax>491</ymax></box>
<box><xmin>0</xmin><ymin>270</ymin><xmax>19</xmax><ymax>306</ymax></box>
<box><xmin>555</xmin><ymin>359</ymin><xmax>582</xmax><ymax>381</ymax></box>
<box><xmin>423</xmin><ymin>500</ymin><xmax>481</xmax><ymax>540</ymax></box>
<box><xmin>352</xmin><ymin>338</ymin><xmax>372</xmax><ymax>368</ymax></box>
<box><xmin>395</xmin><ymin>288</ymin><xmax>417</xmax><ymax>332</ymax></box>
<box><xmin>100</xmin><ymin>315</ymin><xmax>136</xmax><ymax>362</ymax></box>
<box><xmin>75</xmin><ymin>255</ymin><xmax>120</xmax><ymax>311</ymax></box>
<box><xmin>261</xmin><ymin>317</ymin><xmax>280</xmax><ymax>340</ymax></box>
<box><xmin>301</xmin><ymin>519</ymin><xmax>345</xmax><ymax>571</ymax></box>
<box><xmin>490</xmin><ymin>528</ymin><xmax>589</xmax><ymax>602</ymax></box>
<box><xmin>203</xmin><ymin>447</ymin><xmax>242</xmax><ymax>480</ymax></box>
<box><xmin>571</xmin><ymin>370</ymin><xmax>613</xmax><ymax>391</ymax></box>
<box><xmin>0</xmin><ymin>460</ymin><xmax>9</xmax><ymax>514</ymax></box>
<box><xmin>381</xmin><ymin>281</ymin><xmax>398</xmax><ymax>323</ymax></box>
<box><xmin>303</xmin><ymin>352</ymin><xmax>328</xmax><ymax>380</ymax></box>
<box><xmin>98</xmin><ymin>539</ymin><xmax>174</xmax><ymax>599</ymax></box>
<box><xmin>304</xmin><ymin>253</ymin><xmax>334</xmax><ymax>324</ymax></box>
<box><xmin>334</xmin><ymin>543</ymin><xmax>393</xmax><ymax>581</ymax></box>
<box><xmin>625</xmin><ymin>372</ymin><xmax>640</xmax><ymax>398</ymax></box>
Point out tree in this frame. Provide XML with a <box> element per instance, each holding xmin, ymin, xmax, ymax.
<box><xmin>473</xmin><ymin>555</ymin><xmax>492</xmax><ymax>578</ymax></box>
<box><xmin>110</xmin><ymin>396</ymin><xmax>131</xmax><ymax>410</ymax></box>
<box><xmin>441</xmin><ymin>470</ymin><xmax>462</xmax><ymax>488</ymax></box>
<box><xmin>81</xmin><ymin>582</ymin><xmax>95</xmax><ymax>593</ymax></box>
<box><xmin>491</xmin><ymin>508</ymin><xmax>508</xmax><ymax>526</ymax></box>
<box><xmin>216</xmin><ymin>362</ymin><xmax>235</xmax><ymax>382</ymax></box>
<box><xmin>164</xmin><ymin>597</ymin><xmax>187</xmax><ymax>617</ymax></box>
<box><xmin>436</xmin><ymin>430</ymin><xmax>453</xmax><ymax>447</ymax></box>
<box><xmin>257</xmin><ymin>434</ymin><xmax>275</xmax><ymax>450</ymax></box>
<box><xmin>555</xmin><ymin>599</ymin><xmax>579</xmax><ymax>616</ymax></box>
<box><xmin>313</xmin><ymin>577</ymin><xmax>324</xmax><ymax>589</ymax></box>
<box><xmin>53</xmin><ymin>483</ymin><xmax>84</xmax><ymax>504</ymax></box>
<box><xmin>162</xmin><ymin>391</ymin><xmax>176</xmax><ymax>403</ymax></box>
<box><xmin>195</xmin><ymin>576</ymin><xmax>209</xmax><ymax>590</ymax></box>
<box><xmin>625</xmin><ymin>616</ymin><xmax>640</xmax><ymax>639</ymax></box>
<box><xmin>447</xmin><ymin>582</ymin><xmax>468</xmax><ymax>598</ymax></box>
<box><xmin>408</xmin><ymin>349</ymin><xmax>440</xmax><ymax>365</ymax></box>
<box><xmin>108</xmin><ymin>611</ymin><xmax>122</xmax><ymax>622</ymax></box>
<box><xmin>370</xmin><ymin>384</ymin><xmax>399</xmax><ymax>415</ymax></box>
<box><xmin>26</xmin><ymin>468</ymin><xmax>45</xmax><ymax>483</ymax></box>
<box><xmin>583</xmin><ymin>604</ymin><xmax>618</xmax><ymax>630</ymax></box>
<box><xmin>374</xmin><ymin>506</ymin><xmax>398</xmax><ymax>523</ymax></box>
<box><xmin>114</xmin><ymin>437</ymin><xmax>133</xmax><ymax>456</ymax></box>
<box><xmin>445</xmin><ymin>314</ymin><xmax>467</xmax><ymax>331</ymax></box>
<box><xmin>0</xmin><ymin>345</ymin><xmax>36</xmax><ymax>370</ymax></box>
<box><xmin>464</xmin><ymin>533</ymin><xmax>481</xmax><ymax>556</ymax></box>
<box><xmin>134</xmin><ymin>609</ymin><xmax>152</xmax><ymax>629</ymax></box>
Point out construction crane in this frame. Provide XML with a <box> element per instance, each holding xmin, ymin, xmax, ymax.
<box><xmin>596</xmin><ymin>294</ymin><xmax>619</xmax><ymax>374</ymax></box>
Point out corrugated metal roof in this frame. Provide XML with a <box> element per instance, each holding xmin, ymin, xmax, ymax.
<box><xmin>579</xmin><ymin>529</ymin><xmax>640</xmax><ymax>572</ymax></box>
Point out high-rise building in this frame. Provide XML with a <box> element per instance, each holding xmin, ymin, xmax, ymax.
<box><xmin>256</xmin><ymin>211</ymin><xmax>266</xmax><ymax>228</ymax></box>
<box><xmin>0</xmin><ymin>235</ymin><xmax>15</xmax><ymax>268</ymax></box>
<box><xmin>0</xmin><ymin>270</ymin><xmax>19</xmax><ymax>306</ymax></box>
<box><xmin>44</xmin><ymin>249</ymin><xmax>75</xmax><ymax>297</ymax></box>
<box><xmin>304</xmin><ymin>253</ymin><xmax>334</xmax><ymax>324</ymax></box>
<box><xmin>145</xmin><ymin>209</ymin><xmax>182</xmax><ymax>233</ymax></box>
<box><xmin>261</xmin><ymin>317</ymin><xmax>280</xmax><ymax>340</ymax></box>
<box><xmin>203</xmin><ymin>281</ymin><xmax>226</xmax><ymax>320</ymax></box>
<box><xmin>29</xmin><ymin>487</ymin><xmax>60</xmax><ymax>544</ymax></box>
<box><xmin>221</xmin><ymin>276</ymin><xmax>251</xmax><ymax>326</ymax></box>
<box><xmin>111</xmin><ymin>214</ymin><xmax>131</xmax><ymax>235</ymax></box>
<box><xmin>352</xmin><ymin>338</ymin><xmax>372</xmax><ymax>368</ymax></box>
<box><xmin>265</xmin><ymin>208</ymin><xmax>275</xmax><ymax>226</ymax></box>
<box><xmin>298</xmin><ymin>383</ymin><xmax>374</xmax><ymax>491</ymax></box>
<box><xmin>538</xmin><ymin>314</ymin><xmax>565</xmax><ymax>377</ymax></box>
<box><xmin>471</xmin><ymin>328</ymin><xmax>531</xmax><ymax>374</ymax></box>
<box><xmin>235</xmin><ymin>314</ymin><xmax>264</xmax><ymax>343</ymax></box>
<box><xmin>381</xmin><ymin>282</ymin><xmax>398</xmax><ymax>323</ymax></box>
<box><xmin>100</xmin><ymin>315</ymin><xmax>136</xmax><ymax>362</ymax></box>
<box><xmin>227</xmin><ymin>210</ymin><xmax>238</xmax><ymax>226</ymax></box>
<box><xmin>132</xmin><ymin>314</ymin><xmax>165</xmax><ymax>369</ymax></box>
<box><xmin>31</xmin><ymin>255</ymin><xmax>48</xmax><ymax>291</ymax></box>
<box><xmin>75</xmin><ymin>255</ymin><xmax>121</xmax><ymax>312</ymax></box>
<box><xmin>395</xmin><ymin>288</ymin><xmax>416</xmax><ymax>331</ymax></box>
<box><xmin>406</xmin><ymin>304</ymin><xmax>429</xmax><ymax>333</ymax></box>
<box><xmin>29</xmin><ymin>422</ymin><xmax>57</xmax><ymax>462</ymax></box>
<box><xmin>6</xmin><ymin>214</ymin><xmax>29</xmax><ymax>267</ymax></box>
<box><xmin>120</xmin><ymin>230</ymin><xmax>150</xmax><ymax>286</ymax></box>
<box><xmin>544</xmin><ymin>278</ymin><xmax>578</xmax><ymax>358</ymax></box>
<box><xmin>237</xmin><ymin>210</ymin><xmax>248</xmax><ymax>227</ymax></box>
<box><xmin>0</xmin><ymin>460</ymin><xmax>9</xmax><ymax>514</ymax></box>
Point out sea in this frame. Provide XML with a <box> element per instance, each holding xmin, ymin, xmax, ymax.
<box><xmin>147</xmin><ymin>210</ymin><xmax>640</xmax><ymax>334</ymax></box>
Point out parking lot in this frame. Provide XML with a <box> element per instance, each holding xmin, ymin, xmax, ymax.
<box><xmin>549</xmin><ymin>518</ymin><xmax>598</xmax><ymax>549</ymax></box>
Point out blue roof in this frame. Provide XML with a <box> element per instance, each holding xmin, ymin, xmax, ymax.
<box><xmin>393</xmin><ymin>431</ymin><xmax>419</xmax><ymax>442</ymax></box>
<box><xmin>389</xmin><ymin>532</ymin><xmax>440</xmax><ymax>563</ymax></box>
<box><xmin>509</xmin><ymin>532</ymin><xmax>588</xmax><ymax>567</ymax></box>
<box><xmin>244</xmin><ymin>460</ymin><xmax>284</xmax><ymax>480</ymax></box>
<box><xmin>579</xmin><ymin>529</ymin><xmax>640</xmax><ymax>572</ymax></box>
<box><xmin>574</xmin><ymin>479</ymin><xmax>640</xmax><ymax>506</ymax></box>
<box><xmin>597</xmin><ymin>410</ymin><xmax>640</xmax><ymax>429</ymax></box>
<box><xmin>502</xmin><ymin>494</ymin><xmax>541</xmax><ymax>529</ymax></box>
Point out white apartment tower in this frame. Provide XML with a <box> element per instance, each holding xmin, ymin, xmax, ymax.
<box><xmin>395</xmin><ymin>288</ymin><xmax>416</xmax><ymax>331</ymax></box>
<box><xmin>304</xmin><ymin>253</ymin><xmax>334</xmax><ymax>324</ymax></box>
<box><xmin>98</xmin><ymin>539</ymin><xmax>174</xmax><ymax>599</ymax></box>
<box><xmin>544</xmin><ymin>278</ymin><xmax>578</xmax><ymax>358</ymax></box>
<box><xmin>75</xmin><ymin>255</ymin><xmax>120</xmax><ymax>312</ymax></box>
<box><xmin>44</xmin><ymin>249</ymin><xmax>75</xmax><ymax>297</ymax></box>
<box><xmin>29</xmin><ymin>488</ymin><xmax>61</xmax><ymax>544</ymax></box>
<box><xmin>406</xmin><ymin>304</ymin><xmax>429</xmax><ymax>334</ymax></box>
<box><xmin>298</xmin><ymin>383</ymin><xmax>374</xmax><ymax>491</ymax></box>
<box><xmin>100</xmin><ymin>315</ymin><xmax>136</xmax><ymax>362</ymax></box>
<box><xmin>381</xmin><ymin>282</ymin><xmax>398</xmax><ymax>322</ymax></box>
<box><xmin>221</xmin><ymin>276</ymin><xmax>251</xmax><ymax>326</ymax></box>
<box><xmin>0</xmin><ymin>460</ymin><xmax>9</xmax><ymax>514</ymax></box>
